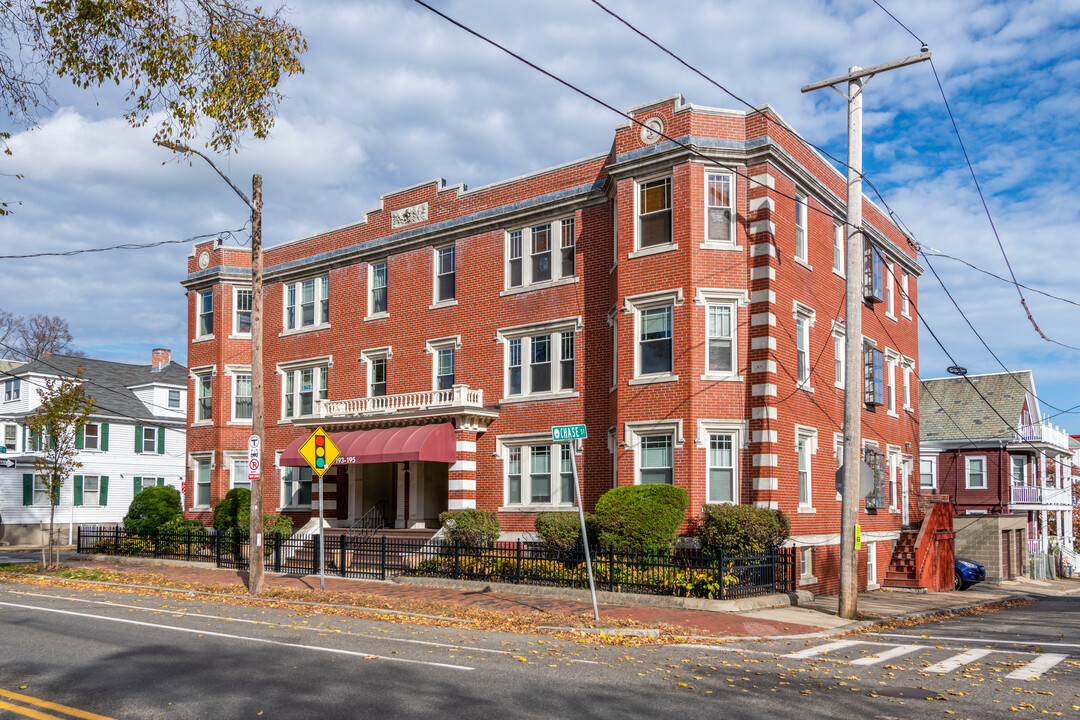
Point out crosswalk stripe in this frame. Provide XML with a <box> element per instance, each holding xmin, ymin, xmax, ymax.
<box><xmin>785</xmin><ymin>640</ymin><xmax>861</xmax><ymax>659</ymax></box>
<box><xmin>848</xmin><ymin>644</ymin><xmax>921</xmax><ymax>666</ymax></box>
<box><xmin>923</xmin><ymin>648</ymin><xmax>994</xmax><ymax>674</ymax></box>
<box><xmin>1005</xmin><ymin>653</ymin><xmax>1070</xmax><ymax>681</ymax></box>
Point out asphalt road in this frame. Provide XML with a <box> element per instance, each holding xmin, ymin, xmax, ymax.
<box><xmin>0</xmin><ymin>578</ymin><xmax>1076</xmax><ymax>719</ymax></box>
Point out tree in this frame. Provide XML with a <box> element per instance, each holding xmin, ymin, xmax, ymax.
<box><xmin>25</xmin><ymin>368</ymin><xmax>94</xmax><ymax>566</ymax></box>
<box><xmin>0</xmin><ymin>308</ymin><xmax>20</xmax><ymax>353</ymax></box>
<box><xmin>16</xmin><ymin>314</ymin><xmax>82</xmax><ymax>359</ymax></box>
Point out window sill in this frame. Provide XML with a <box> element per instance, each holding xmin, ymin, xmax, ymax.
<box><xmin>228</xmin><ymin>333</ymin><xmax>252</xmax><ymax>341</ymax></box>
<box><xmin>498</xmin><ymin>505</ymin><xmax>575</xmax><ymax>513</ymax></box>
<box><xmin>628</xmin><ymin>243</ymin><xmax>678</xmax><ymax>260</ymax></box>
<box><xmin>866</xmin><ymin>582</ymin><xmax>881</xmax><ymax>591</ymax></box>
<box><xmin>901</xmin><ymin>312</ymin><xmax>911</xmax><ymax>320</ymax></box>
<box><xmin>700</xmin><ymin>373</ymin><xmax>743</xmax><ymax>382</ymax></box>
<box><xmin>887</xmin><ymin>411</ymin><xmax>899</xmax><ymax>419</ymax></box>
<box><xmin>499</xmin><ymin>391</ymin><xmax>580</xmax><ymax>405</ymax></box>
<box><xmin>279</xmin><ymin>323</ymin><xmax>331</xmax><ymax>338</ymax></box>
<box><xmin>499</xmin><ymin>275</ymin><xmax>578</xmax><ymax>297</ymax></box>
<box><xmin>190</xmin><ymin>505</ymin><xmax>212</xmax><ymax>512</ymax></box>
<box><xmin>797</xmin><ymin>383</ymin><xmax>815</xmax><ymax>394</ymax></box>
<box><xmin>885</xmin><ymin>313</ymin><xmax>897</xmax><ymax>322</ymax></box>
<box><xmin>834</xmin><ymin>382</ymin><xmax>845</xmax><ymax>390</ymax></box>
<box><xmin>190</xmin><ymin>420</ymin><xmax>213</xmax><ymax>428</ymax></box>
<box><xmin>628</xmin><ymin>374</ymin><xmax>678</xmax><ymax>386</ymax></box>
<box><xmin>227</xmin><ymin>419</ymin><xmax>253</xmax><ymax>426</ymax></box>
<box><xmin>798</xmin><ymin>506</ymin><xmax>817</xmax><ymax>514</ymax></box>
<box><xmin>800</xmin><ymin>574</ymin><xmax>819</xmax><ymax>586</ymax></box>
<box><xmin>429</xmin><ymin>299</ymin><xmax>458</xmax><ymax>310</ymax></box>
<box><xmin>794</xmin><ymin>257</ymin><xmax>812</xmax><ymax>271</ymax></box>
<box><xmin>364</xmin><ymin>313</ymin><xmax>389</xmax><ymax>322</ymax></box>
<box><xmin>191</xmin><ymin>335</ymin><xmax>215</xmax><ymax>344</ymax></box>
<box><xmin>698</xmin><ymin>242</ymin><xmax>743</xmax><ymax>252</ymax></box>
<box><xmin>832</xmin><ymin>267</ymin><xmax>845</xmax><ymax>279</ymax></box>
<box><xmin>889</xmin><ymin>509</ymin><xmax>901</xmax><ymax>514</ymax></box>
<box><xmin>282</xmin><ymin>505</ymin><xmax>312</xmax><ymax>511</ymax></box>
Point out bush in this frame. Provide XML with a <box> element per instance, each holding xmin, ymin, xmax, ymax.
<box><xmin>535</xmin><ymin>512</ymin><xmax>598</xmax><ymax>551</ymax></box>
<box><xmin>696</xmin><ymin>504</ymin><xmax>790</xmax><ymax>556</ymax></box>
<box><xmin>213</xmin><ymin>488</ymin><xmax>293</xmax><ymax>538</ymax></box>
<box><xmin>438</xmin><ymin>509</ymin><xmax>500</xmax><ymax>548</ymax></box>
<box><xmin>123</xmin><ymin>485</ymin><xmax>183</xmax><ymax>534</ymax></box>
<box><xmin>594</xmin><ymin>484</ymin><xmax>688</xmax><ymax>551</ymax></box>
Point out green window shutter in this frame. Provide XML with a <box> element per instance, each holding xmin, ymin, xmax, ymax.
<box><xmin>133</xmin><ymin>476</ymin><xmax>142</xmax><ymax>495</ymax></box>
<box><xmin>101</xmin><ymin>423</ymin><xmax>109</xmax><ymax>451</ymax></box>
<box><xmin>99</xmin><ymin>476</ymin><xmax>109</xmax><ymax>506</ymax></box>
<box><xmin>75</xmin><ymin>427</ymin><xmax>84</xmax><ymax>450</ymax></box>
<box><xmin>157</xmin><ymin>477</ymin><xmax>164</xmax><ymax>487</ymax></box>
<box><xmin>53</xmin><ymin>483</ymin><xmax>59</xmax><ymax>506</ymax></box>
<box><xmin>23</xmin><ymin>474</ymin><xmax>33</xmax><ymax>505</ymax></box>
<box><xmin>134</xmin><ymin>425</ymin><xmax>143</xmax><ymax>453</ymax></box>
<box><xmin>74</xmin><ymin>476</ymin><xmax>83</xmax><ymax>506</ymax></box>
<box><xmin>157</xmin><ymin>427</ymin><xmax>165</xmax><ymax>454</ymax></box>
<box><xmin>29</xmin><ymin>429</ymin><xmax>37</xmax><ymax>451</ymax></box>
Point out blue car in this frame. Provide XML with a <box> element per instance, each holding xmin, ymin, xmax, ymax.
<box><xmin>954</xmin><ymin>557</ymin><xmax>986</xmax><ymax>591</ymax></box>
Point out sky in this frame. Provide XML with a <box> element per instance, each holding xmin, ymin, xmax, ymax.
<box><xmin>2</xmin><ymin>0</ymin><xmax>1079</xmax><ymax>431</ymax></box>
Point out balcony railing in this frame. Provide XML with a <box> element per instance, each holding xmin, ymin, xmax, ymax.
<box><xmin>1010</xmin><ymin>485</ymin><xmax>1073</xmax><ymax>506</ymax></box>
<box><xmin>317</xmin><ymin>384</ymin><xmax>484</xmax><ymax>417</ymax></box>
<box><xmin>1016</xmin><ymin>422</ymin><xmax>1072</xmax><ymax>451</ymax></box>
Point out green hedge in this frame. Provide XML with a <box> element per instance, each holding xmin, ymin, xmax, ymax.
<box><xmin>213</xmin><ymin>488</ymin><xmax>293</xmax><ymax>538</ymax></box>
<box><xmin>534</xmin><ymin>511</ymin><xmax>598</xmax><ymax>551</ymax></box>
<box><xmin>123</xmin><ymin>485</ymin><xmax>183</xmax><ymax>533</ymax></box>
<box><xmin>696</xmin><ymin>504</ymin><xmax>790</xmax><ymax>556</ymax></box>
<box><xmin>439</xmin><ymin>509</ymin><xmax>500</xmax><ymax>548</ymax></box>
<box><xmin>593</xmin><ymin>484</ymin><xmax>688</xmax><ymax>551</ymax></box>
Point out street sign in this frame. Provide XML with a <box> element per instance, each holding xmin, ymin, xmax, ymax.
<box><xmin>0</xmin><ymin>446</ymin><xmax>6</xmax><ymax>453</ymax></box>
<box><xmin>1</xmin><ymin>458</ymin><xmax>14</xmax><ymax>468</ymax></box>
<box><xmin>248</xmin><ymin>434</ymin><xmax>261</xmax><ymax>481</ymax></box>
<box><xmin>551</xmin><ymin>424</ymin><xmax>587</xmax><ymax>442</ymax></box>
<box><xmin>855</xmin><ymin>523</ymin><xmax>861</xmax><ymax>550</ymax></box>
<box><xmin>835</xmin><ymin>461</ymin><xmax>876</xmax><ymax>496</ymax></box>
<box><xmin>298</xmin><ymin>427</ymin><xmax>340</xmax><ymax>477</ymax></box>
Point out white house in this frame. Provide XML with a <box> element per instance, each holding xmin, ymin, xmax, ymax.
<box><xmin>0</xmin><ymin>349</ymin><xmax>187</xmax><ymax>545</ymax></box>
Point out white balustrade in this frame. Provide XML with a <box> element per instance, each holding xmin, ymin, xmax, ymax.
<box><xmin>316</xmin><ymin>384</ymin><xmax>483</xmax><ymax>418</ymax></box>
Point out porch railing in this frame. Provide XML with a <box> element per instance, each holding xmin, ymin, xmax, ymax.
<box><xmin>1016</xmin><ymin>422</ymin><xmax>1072</xmax><ymax>451</ymax></box>
<box><xmin>317</xmin><ymin>384</ymin><xmax>483</xmax><ymax>417</ymax></box>
<box><xmin>1010</xmin><ymin>485</ymin><xmax>1073</xmax><ymax>506</ymax></box>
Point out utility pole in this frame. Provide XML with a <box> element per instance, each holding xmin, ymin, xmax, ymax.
<box><xmin>802</xmin><ymin>49</ymin><xmax>930</xmax><ymax>619</ymax></box>
<box><xmin>158</xmin><ymin>141</ymin><xmax>266</xmax><ymax>594</ymax></box>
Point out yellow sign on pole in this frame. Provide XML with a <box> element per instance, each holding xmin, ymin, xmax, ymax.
<box><xmin>854</xmin><ymin>523</ymin><xmax>862</xmax><ymax>550</ymax></box>
<box><xmin>298</xmin><ymin>427</ymin><xmax>340</xmax><ymax>477</ymax></box>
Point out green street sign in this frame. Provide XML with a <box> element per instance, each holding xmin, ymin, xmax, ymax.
<box><xmin>0</xmin><ymin>446</ymin><xmax>6</xmax><ymax>453</ymax></box>
<box><xmin>551</xmin><ymin>424</ymin><xmax>587</xmax><ymax>442</ymax></box>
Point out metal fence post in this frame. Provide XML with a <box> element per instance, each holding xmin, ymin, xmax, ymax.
<box><xmin>608</xmin><ymin>546</ymin><xmax>614</xmax><ymax>592</ymax></box>
<box><xmin>339</xmin><ymin>533</ymin><xmax>347</xmax><ymax>577</ymax></box>
<box><xmin>718</xmin><ymin>548</ymin><xmax>725</xmax><ymax>601</ymax></box>
<box><xmin>76</xmin><ymin>525</ymin><xmax>82</xmax><ymax>553</ymax></box>
<box><xmin>273</xmin><ymin>532</ymin><xmax>282</xmax><ymax>573</ymax></box>
<box><xmin>113</xmin><ymin>525</ymin><xmax>120</xmax><ymax>555</ymax></box>
<box><xmin>452</xmin><ymin>541</ymin><xmax>459</xmax><ymax>580</ymax></box>
<box><xmin>516</xmin><ymin>540</ymin><xmax>522</xmax><ymax>584</ymax></box>
<box><xmin>215</xmin><ymin>530</ymin><xmax>221</xmax><ymax>567</ymax></box>
<box><xmin>380</xmin><ymin>535</ymin><xmax>387</xmax><ymax>581</ymax></box>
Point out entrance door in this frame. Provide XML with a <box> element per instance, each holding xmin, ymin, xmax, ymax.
<box><xmin>1002</xmin><ymin>530</ymin><xmax>1012</xmax><ymax>580</ymax></box>
<box><xmin>901</xmin><ymin>461</ymin><xmax>910</xmax><ymax>526</ymax></box>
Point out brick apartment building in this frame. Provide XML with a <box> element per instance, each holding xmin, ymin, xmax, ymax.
<box><xmin>181</xmin><ymin>95</ymin><xmax>921</xmax><ymax>595</ymax></box>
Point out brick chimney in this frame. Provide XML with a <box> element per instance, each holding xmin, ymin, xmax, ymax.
<box><xmin>152</xmin><ymin>348</ymin><xmax>171</xmax><ymax>369</ymax></box>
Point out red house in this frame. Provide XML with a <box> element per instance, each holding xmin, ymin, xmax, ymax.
<box><xmin>182</xmin><ymin>95</ymin><xmax>922</xmax><ymax>595</ymax></box>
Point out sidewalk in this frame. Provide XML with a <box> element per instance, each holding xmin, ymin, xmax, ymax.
<box><xmin>6</xmin><ymin>552</ymin><xmax>1069</xmax><ymax>639</ymax></box>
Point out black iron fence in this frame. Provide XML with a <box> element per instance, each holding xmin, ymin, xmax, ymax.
<box><xmin>77</xmin><ymin>526</ymin><xmax>796</xmax><ymax>600</ymax></box>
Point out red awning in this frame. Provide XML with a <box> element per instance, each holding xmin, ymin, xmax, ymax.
<box><xmin>278</xmin><ymin>423</ymin><xmax>457</xmax><ymax>467</ymax></box>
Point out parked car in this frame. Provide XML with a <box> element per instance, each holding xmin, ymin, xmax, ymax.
<box><xmin>954</xmin><ymin>557</ymin><xmax>986</xmax><ymax>591</ymax></box>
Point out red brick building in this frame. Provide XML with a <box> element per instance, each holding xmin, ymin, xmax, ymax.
<box><xmin>181</xmin><ymin>95</ymin><xmax>921</xmax><ymax>594</ymax></box>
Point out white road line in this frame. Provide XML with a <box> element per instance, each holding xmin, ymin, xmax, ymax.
<box><xmin>923</xmin><ymin>648</ymin><xmax>994</xmax><ymax>674</ymax></box>
<box><xmin>0</xmin><ymin>600</ymin><xmax>473</xmax><ymax>671</ymax></box>
<box><xmin>868</xmin><ymin>632</ymin><xmax>1080</xmax><ymax>650</ymax></box>
<box><xmin>1006</xmin><ymin>653</ymin><xmax>1070</xmax><ymax>681</ymax></box>
<box><xmin>785</xmin><ymin>640</ymin><xmax>861</xmax><ymax>659</ymax></box>
<box><xmin>848</xmin><ymin>644</ymin><xmax>922</xmax><ymax>666</ymax></box>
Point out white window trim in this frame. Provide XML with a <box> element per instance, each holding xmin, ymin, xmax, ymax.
<box><xmin>607</xmin><ymin>307</ymin><xmax>618</xmax><ymax>392</ymax></box>
<box><xmin>281</xmin><ymin>275</ymin><xmax>331</xmax><ymax>336</ymax></box>
<box><xmin>277</xmin><ymin>357</ymin><xmax>332</xmax><ymax>421</ymax></box>
<box><xmin>280</xmin><ymin>463</ymin><xmax>313</xmax><ymax>510</ymax></box>
<box><xmin>800</xmin><ymin>546</ymin><xmax>818</xmax><ymax>585</ymax></box>
<box><xmin>1011</xmin><ymin>455</ymin><xmax>1027</xmax><ymax>486</ymax></box>
<box><xmin>495</xmin><ymin>433</ymin><xmax>579</xmax><ymax>511</ymax></box>
<box><xmin>833</xmin><ymin>433</ymin><xmax>845</xmax><ymax>501</ymax></box>
<box><xmin>495</xmin><ymin>317</ymin><xmax>582</xmax><ymax>403</ymax></box>
<box><xmin>867</xmin><ymin>541</ymin><xmax>879</xmax><ymax>589</ymax></box>
<box><xmin>196</xmin><ymin>289</ymin><xmax>214</xmax><ymax>341</ymax></box>
<box><xmin>696</xmin><ymin>419</ymin><xmax>747</xmax><ymax>505</ymax></box>
<box><xmin>965</xmin><ymin>455</ymin><xmax>988</xmax><ymax>490</ymax></box>
<box><xmin>425</xmin><ymin>336</ymin><xmax>461</xmax><ymax>391</ymax></box>
<box><xmin>885</xmin><ymin>262</ymin><xmax>896</xmax><ymax>319</ymax></box>
<box><xmin>794</xmin><ymin>192</ymin><xmax>811</xmax><ymax>269</ymax></box>
<box><xmin>695</xmin><ymin>288</ymin><xmax>748</xmax><ymax>381</ymax></box>
<box><xmin>431</xmin><ymin>244</ymin><xmax>458</xmax><ymax>308</ymax></box>
<box><xmin>901</xmin><ymin>356</ymin><xmax>915</xmax><ymax>411</ymax></box>
<box><xmin>832</xmin><ymin>321</ymin><xmax>845</xmax><ymax>389</ymax></box>
<box><xmin>900</xmin><ymin>272</ymin><xmax>911</xmax><ymax>318</ymax></box>
<box><xmin>624</xmin><ymin>420</ymin><xmax>684</xmax><ymax>487</ymax></box>
<box><xmin>366</xmin><ymin>261</ymin><xmax>388</xmax><ymax>320</ymax></box>
<box><xmin>793</xmin><ymin>301</ymin><xmax>816</xmax><ymax>392</ymax></box>
<box><xmin>795</xmin><ymin>425</ymin><xmax>818</xmax><ymax>512</ymax></box>
<box><xmin>920</xmin><ymin>455</ymin><xmax>937</xmax><ymax>491</ymax></box>
<box><xmin>360</xmin><ymin>346</ymin><xmax>392</xmax><ymax>399</ymax></box>
<box><xmin>223</xmin><ymin>451</ymin><xmax>252</xmax><ymax>491</ymax></box>
<box><xmin>632</xmin><ymin>174</ymin><xmax>675</xmax><ymax>255</ymax></box>
<box><xmin>188</xmin><ymin>451</ymin><xmax>214</xmax><ymax>510</ymax></box>
<box><xmin>4</xmin><ymin>377</ymin><xmax>23</xmax><ymax>402</ymax></box>
<box><xmin>887</xmin><ymin>447</ymin><xmax>901</xmax><ymax>511</ymax></box>
<box><xmin>701</xmin><ymin>169</ymin><xmax>740</xmax><ymax>251</ymax></box>
<box><xmin>624</xmin><ymin>288</ymin><xmax>683</xmax><ymax>384</ymax></box>
<box><xmin>189</xmin><ymin>364</ymin><xmax>217</xmax><ymax>427</ymax></box>
<box><xmin>502</xmin><ymin>217</ymin><xmax>577</xmax><ymax>293</ymax></box>
<box><xmin>832</xmin><ymin>221</ymin><xmax>845</xmax><ymax>277</ymax></box>
<box><xmin>224</xmin><ymin>364</ymin><xmax>253</xmax><ymax>426</ymax></box>
<box><xmin>230</xmin><ymin>284</ymin><xmax>253</xmax><ymax>339</ymax></box>
<box><xmin>885</xmin><ymin>349</ymin><xmax>899</xmax><ymax>417</ymax></box>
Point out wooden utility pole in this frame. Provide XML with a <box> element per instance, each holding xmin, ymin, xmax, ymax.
<box><xmin>802</xmin><ymin>50</ymin><xmax>930</xmax><ymax>619</ymax></box>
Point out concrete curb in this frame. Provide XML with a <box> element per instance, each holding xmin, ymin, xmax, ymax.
<box><xmin>71</xmin><ymin>553</ymin><xmax>223</xmax><ymax>570</ymax></box>
<box><xmin>536</xmin><ymin>626</ymin><xmax>660</xmax><ymax>637</ymax></box>
<box><xmin>395</xmin><ymin>575</ymin><xmax>814</xmax><ymax>613</ymax></box>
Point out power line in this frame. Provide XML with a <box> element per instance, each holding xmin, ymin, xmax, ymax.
<box><xmin>869</xmin><ymin>0</ymin><xmax>925</xmax><ymax>46</ymax></box>
<box><xmin>921</xmin><ymin>247</ymin><xmax>1080</xmax><ymax>310</ymax></box>
<box><xmin>0</xmin><ymin>229</ymin><xmax>246</xmax><ymax>259</ymax></box>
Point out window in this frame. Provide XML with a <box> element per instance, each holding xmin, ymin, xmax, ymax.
<box><xmin>3</xmin><ymin>424</ymin><xmax>16</xmax><ymax>451</ymax></box>
<box><xmin>796</xmin><ymin>427</ymin><xmax>817</xmax><ymax>509</ymax></box>
<box><xmin>1011</xmin><ymin>456</ymin><xmax>1026</xmax><ymax>486</ymax></box>
<box><xmin>639</xmin><ymin>434</ymin><xmax>674</xmax><ymax>485</ymax></box>
<box><xmin>867</xmin><ymin>541</ymin><xmax>877</xmax><ymax>586</ymax></box>
<box><xmin>637</xmin><ymin>176</ymin><xmax>672</xmax><ymax>249</ymax></box>
<box><xmin>503</xmin><ymin>443</ymin><xmax>575</xmax><ymax>507</ymax></box>
<box><xmin>966</xmin><ymin>456</ymin><xmax>987</xmax><ymax>489</ymax></box>
<box><xmin>800</xmin><ymin>547</ymin><xmax>815</xmax><ymax>583</ymax></box>
<box><xmin>140</xmin><ymin>426</ymin><xmax>157</xmax><ymax>453</ymax></box>
<box><xmin>900</xmin><ymin>272</ymin><xmax>910</xmax><ymax>317</ymax></box>
<box><xmin>82</xmin><ymin>475</ymin><xmax>101</xmax><ymax>506</ymax></box>
<box><xmin>231</xmin><ymin>457</ymin><xmax>251</xmax><ymax>492</ymax></box>
<box><xmin>498</xmin><ymin>320</ymin><xmax>579</xmax><ymax>400</ymax></box>
<box><xmin>234</xmin><ymin>287</ymin><xmax>252</xmax><ymax>334</ymax></box>
<box><xmin>436</xmin><ymin>348</ymin><xmax>455</xmax><ymax>390</ymax></box>
<box><xmin>888</xmin><ymin>452</ymin><xmax>900</xmax><ymax>507</ymax></box>
<box><xmin>708</xmin><ymin>433</ymin><xmax>736</xmax><ymax>503</ymax></box>
<box><xmin>435</xmin><ymin>246</ymin><xmax>455</xmax><ymax>303</ymax></box>
<box><xmin>794</xmin><ymin>193</ymin><xmax>808</xmax><ymax>262</ymax></box>
<box><xmin>864</xmin><ymin>245</ymin><xmax>885</xmax><ymax>303</ymax></box>
<box><xmin>707</xmin><ymin>304</ymin><xmax>733</xmax><ymax>374</ymax></box>
<box><xmin>284</xmin><ymin>276</ymin><xmax>330</xmax><ymax>330</ymax></box>
<box><xmin>920</xmin><ymin>457</ymin><xmax>936</xmax><ymax>489</ymax></box>
<box><xmin>886</xmin><ymin>354</ymin><xmax>897</xmax><ymax>415</ymax></box>
<box><xmin>793</xmin><ymin>302</ymin><xmax>816</xmax><ymax>389</ymax></box>
<box><xmin>863</xmin><ymin>344</ymin><xmax>884</xmax><ymax>406</ymax></box>
<box><xmin>640</xmin><ymin>306</ymin><xmax>673</xmax><ymax>376</ymax></box>
<box><xmin>234</xmin><ymin>374</ymin><xmax>252</xmax><ymax>420</ymax></box>
<box><xmin>283</xmin><ymin>365</ymin><xmax>329</xmax><ymax>418</ymax></box>
<box><xmin>370</xmin><ymin>358</ymin><xmax>387</xmax><ymax>397</ymax></box>
<box><xmin>195</xmin><ymin>459</ymin><xmax>211</xmax><ymax>507</ymax></box>
<box><xmin>885</xmin><ymin>262</ymin><xmax>895</xmax><ymax>317</ymax></box>
<box><xmin>706</xmin><ymin>172</ymin><xmax>734</xmax><ymax>245</ymax></box>
<box><xmin>282</xmin><ymin>465</ymin><xmax>313</xmax><ymax>507</ymax></box>
<box><xmin>196</xmin><ymin>374</ymin><xmax>212</xmax><ymax>422</ymax></box>
<box><xmin>168</xmin><ymin>389</ymin><xmax>181</xmax><ymax>409</ymax></box>
<box><xmin>369</xmin><ymin>262</ymin><xmax>387</xmax><ymax>316</ymax></box>
<box><xmin>833</xmin><ymin>221</ymin><xmax>844</xmax><ymax>273</ymax></box>
<box><xmin>505</xmin><ymin>218</ymin><xmax>576</xmax><ymax>290</ymax></box>
<box><xmin>34</xmin><ymin>475</ymin><xmax>51</xmax><ymax>505</ymax></box>
<box><xmin>198</xmin><ymin>290</ymin><xmax>213</xmax><ymax>337</ymax></box>
<box><xmin>833</xmin><ymin>327</ymin><xmax>845</xmax><ymax>387</ymax></box>
<box><xmin>83</xmin><ymin>423</ymin><xmax>99</xmax><ymax>451</ymax></box>
<box><xmin>4</xmin><ymin>378</ymin><xmax>20</xmax><ymax>401</ymax></box>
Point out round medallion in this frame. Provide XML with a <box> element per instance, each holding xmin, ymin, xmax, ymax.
<box><xmin>640</xmin><ymin>116</ymin><xmax>664</xmax><ymax>145</ymax></box>
<box><xmin>198</xmin><ymin>251</ymin><xmax>210</xmax><ymax>269</ymax></box>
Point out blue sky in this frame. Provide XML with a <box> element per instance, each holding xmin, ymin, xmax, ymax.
<box><xmin>2</xmin><ymin>0</ymin><xmax>1078</xmax><ymax>429</ymax></box>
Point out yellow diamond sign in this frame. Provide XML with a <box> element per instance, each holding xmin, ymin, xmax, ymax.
<box><xmin>298</xmin><ymin>427</ymin><xmax>340</xmax><ymax>477</ymax></box>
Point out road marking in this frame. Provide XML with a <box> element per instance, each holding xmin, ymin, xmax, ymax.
<box><xmin>1006</xmin><ymin>653</ymin><xmax>1070</xmax><ymax>680</ymax></box>
<box><xmin>0</xmin><ymin>600</ymin><xmax>473</xmax><ymax>672</ymax></box>
<box><xmin>848</xmin><ymin>644</ymin><xmax>922</xmax><ymax>666</ymax></box>
<box><xmin>0</xmin><ymin>688</ymin><xmax>116</xmax><ymax>720</ymax></box>
<box><xmin>868</xmin><ymin>632</ymin><xmax>1080</xmax><ymax>650</ymax></box>
<box><xmin>923</xmin><ymin>648</ymin><xmax>994</xmax><ymax>674</ymax></box>
<box><xmin>785</xmin><ymin>640</ymin><xmax>861</xmax><ymax>659</ymax></box>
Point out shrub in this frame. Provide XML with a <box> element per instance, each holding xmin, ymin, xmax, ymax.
<box><xmin>535</xmin><ymin>512</ymin><xmax>598</xmax><ymax>551</ymax></box>
<box><xmin>696</xmin><ymin>504</ymin><xmax>790</xmax><ymax>556</ymax></box>
<box><xmin>438</xmin><ymin>509</ymin><xmax>500</xmax><ymax>548</ymax></box>
<box><xmin>123</xmin><ymin>486</ymin><xmax>183</xmax><ymax>534</ymax></box>
<box><xmin>593</xmin><ymin>484</ymin><xmax>688</xmax><ymax>551</ymax></box>
<box><xmin>213</xmin><ymin>489</ymin><xmax>293</xmax><ymax>538</ymax></box>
